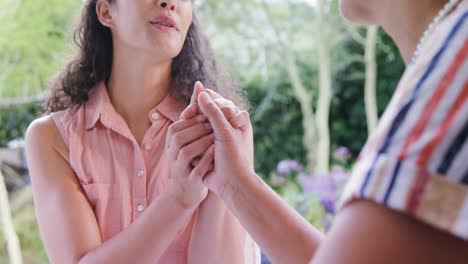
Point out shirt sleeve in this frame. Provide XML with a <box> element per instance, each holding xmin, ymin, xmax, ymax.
<box><xmin>339</xmin><ymin>9</ymin><xmax>468</xmax><ymax>241</ymax></box>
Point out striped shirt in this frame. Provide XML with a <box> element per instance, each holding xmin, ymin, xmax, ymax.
<box><xmin>340</xmin><ymin>1</ymin><xmax>468</xmax><ymax>240</ymax></box>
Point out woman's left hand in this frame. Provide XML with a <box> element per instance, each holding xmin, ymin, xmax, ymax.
<box><xmin>181</xmin><ymin>82</ymin><xmax>254</xmax><ymax>168</ymax></box>
<box><xmin>180</xmin><ymin>82</ymin><xmax>255</xmax><ymax>197</ymax></box>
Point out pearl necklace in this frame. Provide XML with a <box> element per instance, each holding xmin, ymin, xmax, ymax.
<box><xmin>411</xmin><ymin>0</ymin><xmax>462</xmax><ymax>64</ymax></box>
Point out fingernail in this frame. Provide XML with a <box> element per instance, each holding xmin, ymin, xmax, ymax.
<box><xmin>200</xmin><ymin>92</ymin><xmax>213</xmax><ymax>102</ymax></box>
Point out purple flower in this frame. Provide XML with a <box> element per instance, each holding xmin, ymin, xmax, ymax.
<box><xmin>276</xmin><ymin>160</ymin><xmax>303</xmax><ymax>175</ymax></box>
<box><xmin>319</xmin><ymin>192</ymin><xmax>336</xmax><ymax>214</ymax></box>
<box><xmin>330</xmin><ymin>165</ymin><xmax>349</xmax><ymax>185</ymax></box>
<box><xmin>298</xmin><ymin>172</ymin><xmax>336</xmax><ymax>195</ymax></box>
<box><xmin>298</xmin><ymin>172</ymin><xmax>338</xmax><ymax>215</ymax></box>
<box><xmin>333</xmin><ymin>146</ymin><xmax>351</xmax><ymax>161</ymax></box>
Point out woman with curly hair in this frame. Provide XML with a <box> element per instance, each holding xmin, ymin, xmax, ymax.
<box><xmin>25</xmin><ymin>0</ymin><xmax>258</xmax><ymax>263</ymax></box>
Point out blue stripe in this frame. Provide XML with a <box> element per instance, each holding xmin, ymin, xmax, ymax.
<box><xmin>359</xmin><ymin>12</ymin><xmax>468</xmax><ymax>197</ymax></box>
<box><xmin>462</xmin><ymin>170</ymin><xmax>468</xmax><ymax>185</ymax></box>
<box><xmin>383</xmin><ymin>161</ymin><xmax>403</xmax><ymax>204</ymax></box>
<box><xmin>437</xmin><ymin>120</ymin><xmax>468</xmax><ymax>176</ymax></box>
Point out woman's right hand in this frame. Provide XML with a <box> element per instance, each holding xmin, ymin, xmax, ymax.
<box><xmin>195</xmin><ymin>92</ymin><xmax>257</xmax><ymax>199</ymax></box>
<box><xmin>165</xmin><ymin>114</ymin><xmax>215</xmax><ymax>210</ymax></box>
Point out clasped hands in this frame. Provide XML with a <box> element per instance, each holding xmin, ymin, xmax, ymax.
<box><xmin>165</xmin><ymin>81</ymin><xmax>255</xmax><ymax>209</ymax></box>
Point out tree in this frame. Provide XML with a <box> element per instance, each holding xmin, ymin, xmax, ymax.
<box><xmin>0</xmin><ymin>169</ymin><xmax>22</xmax><ymax>264</ymax></box>
<box><xmin>0</xmin><ymin>0</ymin><xmax>80</xmax><ymax>103</ymax></box>
<box><xmin>198</xmin><ymin>0</ymin><xmax>352</xmax><ymax>173</ymax></box>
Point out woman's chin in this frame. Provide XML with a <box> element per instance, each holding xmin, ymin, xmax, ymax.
<box><xmin>148</xmin><ymin>42</ymin><xmax>183</xmax><ymax>60</ymax></box>
<box><xmin>339</xmin><ymin>0</ymin><xmax>376</xmax><ymax>25</ymax></box>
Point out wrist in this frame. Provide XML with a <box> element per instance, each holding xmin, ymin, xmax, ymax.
<box><xmin>221</xmin><ymin>170</ymin><xmax>259</xmax><ymax>207</ymax></box>
<box><xmin>163</xmin><ymin>183</ymin><xmax>200</xmax><ymax>212</ymax></box>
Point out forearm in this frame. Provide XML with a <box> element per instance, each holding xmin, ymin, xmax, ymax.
<box><xmin>222</xmin><ymin>173</ymin><xmax>324</xmax><ymax>264</ymax></box>
<box><xmin>188</xmin><ymin>191</ymin><xmax>247</xmax><ymax>264</ymax></box>
<box><xmin>79</xmin><ymin>189</ymin><xmax>196</xmax><ymax>264</ymax></box>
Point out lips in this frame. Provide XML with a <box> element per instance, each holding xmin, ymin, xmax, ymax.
<box><xmin>150</xmin><ymin>16</ymin><xmax>178</xmax><ymax>31</ymax></box>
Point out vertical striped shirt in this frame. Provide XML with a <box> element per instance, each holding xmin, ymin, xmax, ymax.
<box><xmin>340</xmin><ymin>1</ymin><xmax>468</xmax><ymax>241</ymax></box>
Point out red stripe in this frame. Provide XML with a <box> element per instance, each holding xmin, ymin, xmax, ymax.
<box><xmin>406</xmin><ymin>167</ymin><xmax>430</xmax><ymax>213</ymax></box>
<box><xmin>417</xmin><ymin>81</ymin><xmax>468</xmax><ymax>165</ymax></box>
<box><xmin>398</xmin><ymin>40</ymin><xmax>468</xmax><ymax>161</ymax></box>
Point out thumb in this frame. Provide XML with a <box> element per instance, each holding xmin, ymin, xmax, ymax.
<box><xmin>190</xmin><ymin>81</ymin><xmax>205</xmax><ymax>105</ymax></box>
<box><xmin>181</xmin><ymin>81</ymin><xmax>205</xmax><ymax>120</ymax></box>
<box><xmin>202</xmin><ymin>170</ymin><xmax>217</xmax><ymax>193</ymax></box>
<box><xmin>230</xmin><ymin>111</ymin><xmax>251</xmax><ymax>130</ymax></box>
<box><xmin>198</xmin><ymin>91</ymin><xmax>232</xmax><ymax>135</ymax></box>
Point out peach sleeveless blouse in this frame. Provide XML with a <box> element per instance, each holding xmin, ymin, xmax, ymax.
<box><xmin>51</xmin><ymin>82</ymin><xmax>260</xmax><ymax>263</ymax></box>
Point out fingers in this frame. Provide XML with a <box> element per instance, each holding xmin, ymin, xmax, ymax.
<box><xmin>213</xmin><ymin>98</ymin><xmax>237</xmax><ymax>120</ymax></box>
<box><xmin>198</xmin><ymin>92</ymin><xmax>233</xmax><ymax>136</ymax></box>
<box><xmin>191</xmin><ymin>81</ymin><xmax>205</xmax><ymax>105</ymax></box>
<box><xmin>201</xmin><ymin>89</ymin><xmax>245</xmax><ymax>129</ymax></box>
<box><xmin>166</xmin><ymin>115</ymin><xmax>211</xmax><ymax>160</ymax></box>
<box><xmin>168</xmin><ymin>122</ymin><xmax>213</xmax><ymax>160</ymax></box>
<box><xmin>168</xmin><ymin>115</ymin><xmax>207</xmax><ymax>139</ymax></box>
<box><xmin>190</xmin><ymin>157</ymin><xmax>201</xmax><ymax>168</ymax></box>
<box><xmin>230</xmin><ymin>111</ymin><xmax>250</xmax><ymax>129</ymax></box>
<box><xmin>183</xmin><ymin>97</ymin><xmax>239</xmax><ymax>122</ymax></box>
<box><xmin>182</xmin><ymin>82</ymin><xmax>244</xmax><ymax>126</ymax></box>
<box><xmin>177</xmin><ymin>134</ymin><xmax>215</xmax><ymax>168</ymax></box>
<box><xmin>181</xmin><ymin>81</ymin><xmax>205</xmax><ymax>120</ymax></box>
<box><xmin>190</xmin><ymin>145</ymin><xmax>215</xmax><ymax>179</ymax></box>
<box><xmin>180</xmin><ymin>104</ymin><xmax>198</xmax><ymax>120</ymax></box>
<box><xmin>203</xmin><ymin>89</ymin><xmax>223</xmax><ymax>100</ymax></box>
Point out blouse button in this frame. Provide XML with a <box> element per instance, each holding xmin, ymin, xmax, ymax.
<box><xmin>151</xmin><ymin>112</ymin><xmax>160</xmax><ymax>120</ymax></box>
<box><xmin>137</xmin><ymin>170</ymin><xmax>145</xmax><ymax>177</ymax></box>
<box><xmin>144</xmin><ymin>144</ymin><xmax>152</xmax><ymax>151</ymax></box>
<box><xmin>137</xmin><ymin>205</ymin><xmax>145</xmax><ymax>212</ymax></box>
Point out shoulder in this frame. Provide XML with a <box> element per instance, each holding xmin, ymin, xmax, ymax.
<box><xmin>410</xmin><ymin>4</ymin><xmax>467</xmax><ymax>77</ymax></box>
<box><xmin>313</xmin><ymin>200</ymin><xmax>468</xmax><ymax>263</ymax></box>
<box><xmin>25</xmin><ymin>114</ymin><xmax>69</xmax><ymax>163</ymax></box>
<box><xmin>26</xmin><ymin>115</ymin><xmax>59</xmax><ymax>145</ymax></box>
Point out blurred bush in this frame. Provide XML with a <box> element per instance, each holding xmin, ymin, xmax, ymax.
<box><xmin>247</xmin><ymin>30</ymin><xmax>404</xmax><ymax>179</ymax></box>
<box><xmin>0</xmin><ymin>1</ymin><xmax>405</xmax><ymax>262</ymax></box>
<box><xmin>0</xmin><ymin>103</ymin><xmax>42</xmax><ymax>148</ymax></box>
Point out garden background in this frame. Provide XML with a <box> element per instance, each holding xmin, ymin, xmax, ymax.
<box><xmin>0</xmin><ymin>0</ymin><xmax>405</xmax><ymax>263</ymax></box>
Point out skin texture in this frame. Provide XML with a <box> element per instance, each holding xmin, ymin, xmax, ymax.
<box><xmin>339</xmin><ymin>0</ymin><xmax>451</xmax><ymax>64</ymax></box>
<box><xmin>26</xmin><ymin>1</ymin><xmax>250</xmax><ymax>263</ymax></box>
<box><xmin>26</xmin><ymin>114</ymin><xmax>212</xmax><ymax>263</ymax></box>
<box><xmin>180</xmin><ymin>0</ymin><xmax>468</xmax><ymax>263</ymax></box>
<box><xmin>190</xmin><ymin>85</ymin><xmax>468</xmax><ymax>264</ymax></box>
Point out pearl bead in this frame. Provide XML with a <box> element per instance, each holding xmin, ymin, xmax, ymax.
<box><xmin>411</xmin><ymin>0</ymin><xmax>462</xmax><ymax>65</ymax></box>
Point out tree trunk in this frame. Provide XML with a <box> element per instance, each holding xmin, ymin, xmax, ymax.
<box><xmin>286</xmin><ymin>51</ymin><xmax>318</xmax><ymax>171</ymax></box>
<box><xmin>314</xmin><ymin>0</ymin><xmax>333</xmax><ymax>173</ymax></box>
<box><xmin>364</xmin><ymin>26</ymin><xmax>378</xmax><ymax>135</ymax></box>
<box><xmin>0</xmin><ymin>169</ymin><xmax>23</xmax><ymax>264</ymax></box>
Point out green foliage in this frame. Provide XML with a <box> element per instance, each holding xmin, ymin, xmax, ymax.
<box><xmin>0</xmin><ymin>0</ymin><xmax>80</xmax><ymax>98</ymax></box>
<box><xmin>0</xmin><ymin>0</ymin><xmax>407</xmax><ymax>262</ymax></box>
<box><xmin>278</xmin><ymin>182</ymin><xmax>326</xmax><ymax>231</ymax></box>
<box><xmin>0</xmin><ymin>188</ymin><xmax>47</xmax><ymax>263</ymax></box>
<box><xmin>246</xmin><ymin>29</ymin><xmax>404</xmax><ymax>179</ymax></box>
<box><xmin>0</xmin><ymin>103</ymin><xmax>42</xmax><ymax>147</ymax></box>
<box><xmin>246</xmin><ymin>69</ymin><xmax>307</xmax><ymax>180</ymax></box>
<box><xmin>330</xmin><ymin>30</ymin><xmax>405</xmax><ymax>153</ymax></box>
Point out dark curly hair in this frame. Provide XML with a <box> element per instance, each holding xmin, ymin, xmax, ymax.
<box><xmin>45</xmin><ymin>0</ymin><xmax>247</xmax><ymax>113</ymax></box>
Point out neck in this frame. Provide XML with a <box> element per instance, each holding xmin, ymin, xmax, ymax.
<box><xmin>379</xmin><ymin>0</ymin><xmax>449</xmax><ymax>64</ymax></box>
<box><xmin>107</xmin><ymin>44</ymin><xmax>172</xmax><ymax>124</ymax></box>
